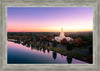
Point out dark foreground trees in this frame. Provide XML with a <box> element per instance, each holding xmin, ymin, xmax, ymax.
<box><xmin>52</xmin><ymin>40</ymin><xmax>57</xmax><ymax>47</ymax></box>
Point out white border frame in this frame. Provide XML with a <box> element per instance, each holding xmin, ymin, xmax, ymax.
<box><xmin>0</xmin><ymin>0</ymin><xmax>99</xmax><ymax>71</ymax></box>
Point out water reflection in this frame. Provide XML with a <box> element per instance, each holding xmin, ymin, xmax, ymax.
<box><xmin>7</xmin><ymin>39</ymin><xmax>88</xmax><ymax>64</ymax></box>
<box><xmin>40</xmin><ymin>48</ymin><xmax>42</xmax><ymax>51</ymax></box>
<box><xmin>66</xmin><ymin>56</ymin><xmax>72</xmax><ymax>64</ymax></box>
<box><xmin>26</xmin><ymin>43</ymin><xmax>30</xmax><ymax>47</ymax></box>
<box><xmin>31</xmin><ymin>44</ymin><xmax>35</xmax><ymax>49</ymax></box>
<box><xmin>52</xmin><ymin>52</ymin><xmax>57</xmax><ymax>60</ymax></box>
<box><xmin>47</xmin><ymin>49</ymin><xmax>49</xmax><ymax>53</ymax></box>
<box><xmin>13</xmin><ymin>40</ymin><xmax>72</xmax><ymax>63</ymax></box>
<box><xmin>22</xmin><ymin>42</ymin><xmax>27</xmax><ymax>46</ymax></box>
<box><xmin>43</xmin><ymin>48</ymin><xmax>46</xmax><ymax>53</ymax></box>
<box><xmin>13</xmin><ymin>40</ymin><xmax>21</xmax><ymax>44</ymax></box>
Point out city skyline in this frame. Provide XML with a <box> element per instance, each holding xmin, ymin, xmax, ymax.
<box><xmin>7</xmin><ymin>7</ymin><xmax>93</xmax><ymax>32</ymax></box>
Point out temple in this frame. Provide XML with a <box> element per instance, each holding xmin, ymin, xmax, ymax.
<box><xmin>54</xmin><ymin>28</ymin><xmax>73</xmax><ymax>42</ymax></box>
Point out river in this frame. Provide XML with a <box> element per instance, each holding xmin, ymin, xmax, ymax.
<box><xmin>7</xmin><ymin>41</ymin><xmax>88</xmax><ymax>64</ymax></box>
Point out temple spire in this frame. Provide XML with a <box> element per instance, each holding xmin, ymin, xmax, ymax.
<box><xmin>54</xmin><ymin>27</ymin><xmax>73</xmax><ymax>42</ymax></box>
<box><xmin>59</xmin><ymin>27</ymin><xmax>65</xmax><ymax>38</ymax></box>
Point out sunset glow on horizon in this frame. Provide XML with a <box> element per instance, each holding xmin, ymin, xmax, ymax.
<box><xmin>7</xmin><ymin>7</ymin><xmax>93</xmax><ymax>32</ymax></box>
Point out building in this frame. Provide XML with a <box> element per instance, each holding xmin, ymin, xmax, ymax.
<box><xmin>54</xmin><ymin>28</ymin><xmax>73</xmax><ymax>42</ymax></box>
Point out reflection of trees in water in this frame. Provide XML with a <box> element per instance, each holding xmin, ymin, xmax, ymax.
<box><xmin>31</xmin><ymin>44</ymin><xmax>43</xmax><ymax>52</ymax></box>
<box><xmin>13</xmin><ymin>40</ymin><xmax>21</xmax><ymax>44</ymax></box>
<box><xmin>9</xmin><ymin>39</ymin><xmax>74</xmax><ymax>63</ymax></box>
<box><xmin>66</xmin><ymin>56</ymin><xmax>72</xmax><ymax>64</ymax></box>
<box><xmin>31</xmin><ymin>44</ymin><xmax>35</xmax><ymax>50</ymax></box>
<box><xmin>47</xmin><ymin>50</ymin><xmax>49</xmax><ymax>53</ymax></box>
<box><xmin>26</xmin><ymin>43</ymin><xmax>30</xmax><ymax>47</ymax></box>
<box><xmin>43</xmin><ymin>48</ymin><xmax>46</xmax><ymax>53</ymax></box>
<box><xmin>52</xmin><ymin>52</ymin><xmax>57</xmax><ymax>60</ymax></box>
<box><xmin>40</xmin><ymin>48</ymin><xmax>42</xmax><ymax>51</ymax></box>
<box><xmin>31</xmin><ymin>44</ymin><xmax>35</xmax><ymax>48</ymax></box>
<box><xmin>22</xmin><ymin>42</ymin><xmax>27</xmax><ymax>46</ymax></box>
<box><xmin>36</xmin><ymin>45</ymin><xmax>39</xmax><ymax>50</ymax></box>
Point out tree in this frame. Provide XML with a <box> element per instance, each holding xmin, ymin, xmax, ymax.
<box><xmin>61</xmin><ymin>38</ymin><xmax>68</xmax><ymax>45</ymax></box>
<box><xmin>73</xmin><ymin>38</ymin><xmax>83</xmax><ymax>47</ymax></box>
<box><xmin>89</xmin><ymin>46</ymin><xmax>93</xmax><ymax>55</ymax></box>
<box><xmin>66</xmin><ymin>43</ymin><xmax>73</xmax><ymax>51</ymax></box>
<box><xmin>65</xmin><ymin>33</ymin><xmax>69</xmax><ymax>37</ymax></box>
<box><xmin>47</xmin><ymin>42</ymin><xmax>50</xmax><ymax>46</ymax></box>
<box><xmin>52</xmin><ymin>40</ymin><xmax>57</xmax><ymax>47</ymax></box>
<box><xmin>87</xmin><ymin>46</ymin><xmax>93</xmax><ymax>63</ymax></box>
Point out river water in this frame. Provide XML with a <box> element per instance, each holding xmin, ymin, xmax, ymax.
<box><xmin>7</xmin><ymin>41</ymin><xmax>88</xmax><ymax>64</ymax></box>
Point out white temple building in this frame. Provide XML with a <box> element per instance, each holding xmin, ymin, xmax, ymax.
<box><xmin>54</xmin><ymin>28</ymin><xmax>73</xmax><ymax>42</ymax></box>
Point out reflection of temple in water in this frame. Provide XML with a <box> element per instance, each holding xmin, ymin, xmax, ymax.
<box><xmin>54</xmin><ymin>28</ymin><xmax>73</xmax><ymax>42</ymax></box>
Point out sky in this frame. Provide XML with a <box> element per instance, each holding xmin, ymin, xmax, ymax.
<box><xmin>7</xmin><ymin>7</ymin><xmax>93</xmax><ymax>32</ymax></box>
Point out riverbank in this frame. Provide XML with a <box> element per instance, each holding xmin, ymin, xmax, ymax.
<box><xmin>38</xmin><ymin>43</ymin><xmax>92</xmax><ymax>64</ymax></box>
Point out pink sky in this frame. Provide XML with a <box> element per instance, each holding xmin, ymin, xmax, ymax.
<box><xmin>7</xmin><ymin>7</ymin><xmax>93</xmax><ymax>32</ymax></box>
